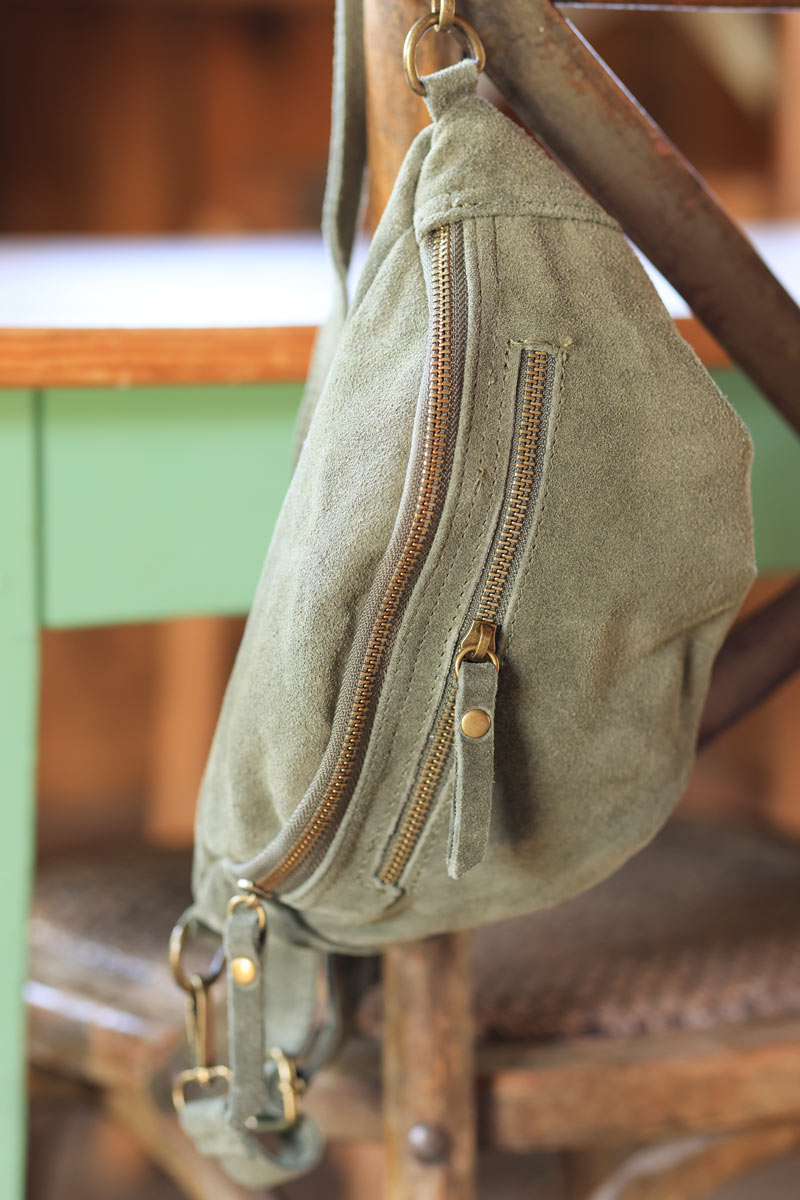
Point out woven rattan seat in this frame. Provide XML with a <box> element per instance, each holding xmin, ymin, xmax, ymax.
<box><xmin>29</xmin><ymin>818</ymin><xmax>800</xmax><ymax>1073</ymax></box>
<box><xmin>470</xmin><ymin>819</ymin><xmax>800</xmax><ymax>1041</ymax></box>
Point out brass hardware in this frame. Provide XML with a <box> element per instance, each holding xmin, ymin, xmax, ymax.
<box><xmin>170</xmin><ymin>899</ymin><xmax>267</xmax><ymax>1117</ymax></box>
<box><xmin>169</xmin><ymin>912</ymin><xmax>225</xmax><ymax>996</ymax></box>
<box><xmin>231</xmin><ymin>956</ymin><xmax>259</xmax><ymax>986</ymax></box>
<box><xmin>254</xmin><ymin>225</ymin><xmax>457</xmax><ymax>895</ymax></box>
<box><xmin>170</xmin><ymin>933</ymin><xmax>229</xmax><ymax>1114</ymax></box>
<box><xmin>460</xmin><ymin>708</ymin><xmax>491</xmax><ymax>739</ymax></box>
<box><xmin>242</xmin><ymin>1048</ymin><xmax>304</xmax><ymax>1132</ymax></box>
<box><xmin>431</xmin><ymin>0</ymin><xmax>455</xmax><ymax>33</ymax></box>
<box><xmin>172</xmin><ymin>1064</ymin><xmax>231</xmax><ymax>1113</ymax></box>
<box><xmin>454</xmin><ymin>619</ymin><xmax>499</xmax><ymax>677</ymax></box>
<box><xmin>236</xmin><ymin>876</ymin><xmax>272</xmax><ymax>901</ymax></box>
<box><xmin>269</xmin><ymin>1047</ymin><xmax>303</xmax><ymax>1127</ymax></box>
<box><xmin>226</xmin><ymin>892</ymin><xmax>267</xmax><ymax>935</ymax></box>
<box><xmin>403</xmin><ymin>10</ymin><xmax>486</xmax><ymax>97</ymax></box>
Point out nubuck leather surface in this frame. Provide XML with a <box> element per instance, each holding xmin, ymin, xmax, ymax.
<box><xmin>191</xmin><ymin>61</ymin><xmax>755</xmax><ymax>949</ymax></box>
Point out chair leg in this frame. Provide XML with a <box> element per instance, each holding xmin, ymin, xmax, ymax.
<box><xmin>105</xmin><ymin>1087</ymin><xmax>277</xmax><ymax>1200</ymax></box>
<box><xmin>2</xmin><ymin>391</ymin><xmax>40</xmax><ymax>1200</ymax></box>
<box><xmin>565</xmin><ymin>1122</ymin><xmax>800</xmax><ymax>1200</ymax></box>
<box><xmin>383</xmin><ymin>931</ymin><xmax>476</xmax><ymax>1200</ymax></box>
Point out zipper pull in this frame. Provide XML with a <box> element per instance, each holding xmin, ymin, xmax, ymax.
<box><xmin>447</xmin><ymin>622</ymin><xmax>500</xmax><ymax>879</ymax></box>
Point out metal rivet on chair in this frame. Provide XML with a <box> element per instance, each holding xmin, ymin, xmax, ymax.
<box><xmin>407</xmin><ymin>1122</ymin><xmax>453</xmax><ymax>1165</ymax></box>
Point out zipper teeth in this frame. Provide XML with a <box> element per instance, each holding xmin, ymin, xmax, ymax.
<box><xmin>475</xmin><ymin>354</ymin><xmax>548</xmax><ymax>621</ymax></box>
<box><xmin>257</xmin><ymin>225</ymin><xmax>455</xmax><ymax>893</ymax></box>
<box><xmin>378</xmin><ymin>349</ymin><xmax>550</xmax><ymax>888</ymax></box>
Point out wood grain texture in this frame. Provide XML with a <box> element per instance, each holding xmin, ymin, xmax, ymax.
<box><xmin>776</xmin><ymin>16</ymin><xmax>800</xmax><ymax>216</ymax></box>
<box><xmin>383</xmin><ymin>934</ymin><xmax>476</xmax><ymax>1200</ymax></box>
<box><xmin>478</xmin><ymin>1018</ymin><xmax>800</xmax><ymax>1150</ymax></box>
<box><xmin>0</xmin><ymin>319</ymin><xmax>725</xmax><ymax>387</ymax></box>
<box><xmin>0</xmin><ymin>327</ymin><xmax>315</xmax><ymax>388</ymax></box>
<box><xmin>273</xmin><ymin>1017</ymin><xmax>800</xmax><ymax>1152</ymax></box>
<box><xmin>562</xmin><ymin>0</ymin><xmax>800</xmax><ymax>6</ymax></box>
<box><xmin>592</xmin><ymin>1124</ymin><xmax>800</xmax><ymax>1200</ymax></box>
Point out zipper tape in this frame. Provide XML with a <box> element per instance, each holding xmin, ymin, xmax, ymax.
<box><xmin>378</xmin><ymin>347</ymin><xmax>555</xmax><ymax>887</ymax></box>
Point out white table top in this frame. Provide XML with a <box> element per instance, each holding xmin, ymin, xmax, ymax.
<box><xmin>1</xmin><ymin>223</ymin><xmax>798</xmax><ymax>330</ymax></box>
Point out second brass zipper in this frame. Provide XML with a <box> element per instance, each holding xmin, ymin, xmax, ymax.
<box><xmin>377</xmin><ymin>348</ymin><xmax>553</xmax><ymax>888</ymax></box>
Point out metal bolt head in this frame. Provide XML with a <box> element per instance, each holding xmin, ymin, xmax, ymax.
<box><xmin>230</xmin><ymin>956</ymin><xmax>258</xmax><ymax>986</ymax></box>
<box><xmin>460</xmin><ymin>708</ymin><xmax>491</xmax><ymax>739</ymax></box>
<box><xmin>407</xmin><ymin>1122</ymin><xmax>453</xmax><ymax>1165</ymax></box>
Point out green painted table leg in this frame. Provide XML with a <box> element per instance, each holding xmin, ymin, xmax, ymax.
<box><xmin>0</xmin><ymin>392</ymin><xmax>39</xmax><ymax>1198</ymax></box>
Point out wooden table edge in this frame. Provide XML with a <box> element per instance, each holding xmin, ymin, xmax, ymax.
<box><xmin>0</xmin><ymin>318</ymin><xmax>727</xmax><ymax>389</ymax></box>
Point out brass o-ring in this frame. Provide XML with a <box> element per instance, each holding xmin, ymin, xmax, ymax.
<box><xmin>403</xmin><ymin>12</ymin><xmax>486</xmax><ymax>97</ymax></box>
<box><xmin>169</xmin><ymin>913</ymin><xmax>225</xmax><ymax>996</ymax></box>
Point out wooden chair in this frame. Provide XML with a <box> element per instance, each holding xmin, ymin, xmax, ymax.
<box><xmin>7</xmin><ymin>1</ymin><xmax>800</xmax><ymax>1198</ymax></box>
<box><xmin>25</xmin><ymin>819</ymin><xmax>800</xmax><ymax>1199</ymax></box>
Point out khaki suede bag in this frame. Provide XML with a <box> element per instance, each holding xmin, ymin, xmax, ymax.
<box><xmin>172</xmin><ymin>2</ymin><xmax>755</xmax><ymax>1187</ymax></box>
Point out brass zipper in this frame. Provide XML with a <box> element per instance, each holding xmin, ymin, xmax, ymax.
<box><xmin>377</xmin><ymin>349</ymin><xmax>552</xmax><ymax>888</ymax></box>
<box><xmin>253</xmin><ymin>224</ymin><xmax>461</xmax><ymax>895</ymax></box>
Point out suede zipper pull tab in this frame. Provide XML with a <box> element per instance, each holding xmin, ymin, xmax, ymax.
<box><xmin>447</xmin><ymin>657</ymin><xmax>499</xmax><ymax>879</ymax></box>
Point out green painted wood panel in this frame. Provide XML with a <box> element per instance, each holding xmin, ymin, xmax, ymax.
<box><xmin>39</xmin><ymin>373</ymin><xmax>797</xmax><ymax>631</ymax></box>
<box><xmin>41</xmin><ymin>384</ymin><xmax>301</xmax><ymax>627</ymax></box>
<box><xmin>714</xmin><ymin>369</ymin><xmax>800</xmax><ymax>573</ymax></box>
<box><xmin>0</xmin><ymin>391</ymin><xmax>40</xmax><ymax>1199</ymax></box>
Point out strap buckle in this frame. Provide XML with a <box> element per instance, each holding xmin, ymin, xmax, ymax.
<box><xmin>243</xmin><ymin>1048</ymin><xmax>306</xmax><ymax>1132</ymax></box>
<box><xmin>172</xmin><ymin>1064</ymin><xmax>232</xmax><ymax>1112</ymax></box>
<box><xmin>169</xmin><ymin>904</ymin><xmax>306</xmax><ymax>1132</ymax></box>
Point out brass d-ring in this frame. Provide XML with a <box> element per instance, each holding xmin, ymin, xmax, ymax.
<box><xmin>403</xmin><ymin>11</ymin><xmax>486</xmax><ymax>97</ymax></box>
<box><xmin>226</xmin><ymin>892</ymin><xmax>267</xmax><ymax>936</ymax></box>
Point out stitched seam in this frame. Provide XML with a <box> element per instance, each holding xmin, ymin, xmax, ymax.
<box><xmin>417</xmin><ymin>200</ymin><xmax>617</xmax><ymax>230</ymax></box>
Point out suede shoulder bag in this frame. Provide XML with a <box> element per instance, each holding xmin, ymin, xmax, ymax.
<box><xmin>171</xmin><ymin>2</ymin><xmax>755</xmax><ymax>1187</ymax></box>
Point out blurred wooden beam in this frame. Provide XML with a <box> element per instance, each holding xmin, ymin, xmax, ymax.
<box><xmin>384</xmin><ymin>934</ymin><xmax>476</xmax><ymax>1200</ymax></box>
<box><xmin>776</xmin><ymin>15</ymin><xmax>800</xmax><ymax>215</ymax></box>
<box><xmin>560</xmin><ymin>0</ymin><xmax>800</xmax><ymax>7</ymax></box>
<box><xmin>16</xmin><ymin>0</ymin><xmax>800</xmax><ymax>8</ymax></box>
<box><xmin>147</xmin><ymin>619</ymin><xmax>231</xmax><ymax>846</ymax></box>
<box><xmin>0</xmin><ymin>327</ymin><xmax>315</xmax><ymax>387</ymax></box>
<box><xmin>0</xmin><ymin>316</ymin><xmax>726</xmax><ymax>387</ymax></box>
<box><xmin>699</xmin><ymin>578</ymin><xmax>800</xmax><ymax>746</ymax></box>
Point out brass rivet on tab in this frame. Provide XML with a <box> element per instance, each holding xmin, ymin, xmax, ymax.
<box><xmin>461</xmin><ymin>709</ymin><xmax>490</xmax><ymax>739</ymax></box>
<box><xmin>231</xmin><ymin>956</ymin><xmax>258</xmax><ymax>986</ymax></box>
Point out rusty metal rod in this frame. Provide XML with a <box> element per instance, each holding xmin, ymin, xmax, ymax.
<box><xmin>557</xmin><ymin>1</ymin><xmax>800</xmax><ymax>8</ymax></box>
<box><xmin>461</xmin><ymin>0</ymin><xmax>800</xmax><ymax>436</ymax></box>
<box><xmin>699</xmin><ymin>579</ymin><xmax>800</xmax><ymax>745</ymax></box>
